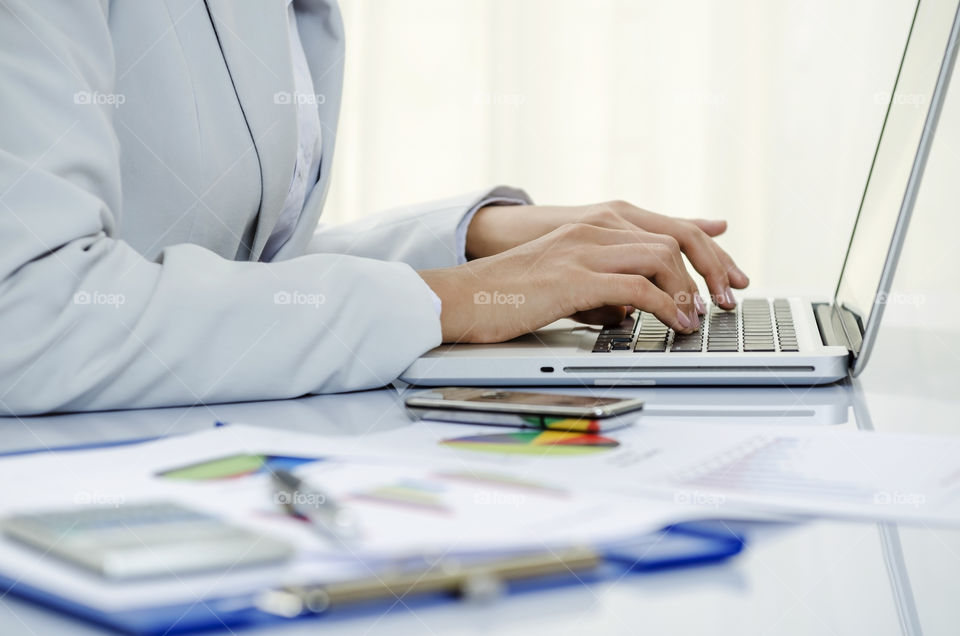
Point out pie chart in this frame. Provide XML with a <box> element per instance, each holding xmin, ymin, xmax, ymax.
<box><xmin>440</xmin><ymin>430</ymin><xmax>619</xmax><ymax>456</ymax></box>
<box><xmin>157</xmin><ymin>454</ymin><xmax>319</xmax><ymax>481</ymax></box>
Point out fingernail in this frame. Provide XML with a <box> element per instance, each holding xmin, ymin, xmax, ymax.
<box><xmin>688</xmin><ymin>309</ymin><xmax>701</xmax><ymax>330</ymax></box>
<box><xmin>676</xmin><ymin>309</ymin><xmax>693</xmax><ymax>331</ymax></box>
<box><xmin>724</xmin><ymin>287</ymin><xmax>736</xmax><ymax>306</ymax></box>
<box><xmin>694</xmin><ymin>293</ymin><xmax>706</xmax><ymax>315</ymax></box>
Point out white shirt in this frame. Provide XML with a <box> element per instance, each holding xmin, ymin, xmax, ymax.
<box><xmin>267</xmin><ymin>2</ymin><xmax>525</xmax><ymax>315</ymax></box>
<box><xmin>261</xmin><ymin>0</ymin><xmax>323</xmax><ymax>261</ymax></box>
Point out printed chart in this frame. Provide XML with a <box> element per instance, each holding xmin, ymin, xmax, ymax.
<box><xmin>441</xmin><ymin>430</ymin><xmax>620</xmax><ymax>456</ymax></box>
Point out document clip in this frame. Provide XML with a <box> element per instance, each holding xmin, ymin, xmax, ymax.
<box><xmin>254</xmin><ymin>545</ymin><xmax>601</xmax><ymax>618</ymax></box>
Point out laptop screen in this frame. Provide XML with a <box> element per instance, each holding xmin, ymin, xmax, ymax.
<box><xmin>833</xmin><ymin>0</ymin><xmax>959</xmax><ymax>365</ymax></box>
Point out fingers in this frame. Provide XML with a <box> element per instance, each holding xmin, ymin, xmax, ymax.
<box><xmin>586</xmin><ymin>204</ymin><xmax>749</xmax><ymax>307</ymax></box>
<box><xmin>582</xmin><ymin>240</ymin><xmax>700</xmax><ymax>332</ymax></box>
<box><xmin>641</xmin><ymin>219</ymin><xmax>746</xmax><ymax>309</ymax></box>
<box><xmin>673</xmin><ymin>226</ymin><xmax>738</xmax><ymax>310</ymax></box>
<box><xmin>686</xmin><ymin>229</ymin><xmax>749</xmax><ymax>293</ymax></box>
<box><xmin>689</xmin><ymin>218</ymin><xmax>727</xmax><ymax>237</ymax></box>
<box><xmin>556</xmin><ymin>220</ymin><xmax>745</xmax><ymax>330</ymax></box>
<box><xmin>601</xmin><ymin>209</ymin><xmax>744</xmax><ymax>310</ymax></box>
<box><xmin>711</xmin><ymin>242</ymin><xmax>750</xmax><ymax>289</ymax></box>
<box><xmin>687</xmin><ymin>219</ymin><xmax>749</xmax><ymax>288</ymax></box>
<box><xmin>601</xmin><ymin>274</ymin><xmax>693</xmax><ymax>333</ymax></box>
<box><xmin>689</xmin><ymin>219</ymin><xmax>749</xmax><ymax>287</ymax></box>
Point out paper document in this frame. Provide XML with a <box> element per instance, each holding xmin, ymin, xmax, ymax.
<box><xmin>0</xmin><ymin>425</ymin><xmax>699</xmax><ymax>614</ymax></box>
<box><xmin>330</xmin><ymin>419</ymin><xmax>960</xmax><ymax>525</ymax></box>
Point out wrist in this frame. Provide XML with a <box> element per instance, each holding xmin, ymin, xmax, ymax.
<box><xmin>466</xmin><ymin>204</ymin><xmax>586</xmax><ymax>259</ymax></box>
<box><xmin>417</xmin><ymin>267</ymin><xmax>472</xmax><ymax>342</ymax></box>
<box><xmin>465</xmin><ymin>205</ymin><xmax>509</xmax><ymax>260</ymax></box>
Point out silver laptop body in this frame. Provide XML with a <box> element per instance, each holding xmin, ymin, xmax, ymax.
<box><xmin>402</xmin><ymin>0</ymin><xmax>960</xmax><ymax>388</ymax></box>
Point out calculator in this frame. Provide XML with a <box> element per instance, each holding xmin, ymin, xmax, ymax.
<box><xmin>2</xmin><ymin>501</ymin><xmax>292</xmax><ymax>579</ymax></box>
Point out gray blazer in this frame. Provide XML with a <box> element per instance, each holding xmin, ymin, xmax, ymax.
<box><xmin>0</xmin><ymin>0</ymin><xmax>528</xmax><ymax>414</ymax></box>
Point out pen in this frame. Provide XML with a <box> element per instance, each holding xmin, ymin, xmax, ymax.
<box><xmin>270</xmin><ymin>468</ymin><xmax>360</xmax><ymax>544</ymax></box>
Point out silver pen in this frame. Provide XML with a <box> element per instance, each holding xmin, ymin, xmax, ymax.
<box><xmin>270</xmin><ymin>468</ymin><xmax>360</xmax><ymax>544</ymax></box>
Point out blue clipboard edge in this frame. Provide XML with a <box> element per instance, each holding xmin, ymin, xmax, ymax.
<box><xmin>604</xmin><ymin>522</ymin><xmax>745</xmax><ymax>571</ymax></box>
<box><xmin>0</xmin><ymin>436</ymin><xmax>165</xmax><ymax>459</ymax></box>
<box><xmin>0</xmin><ymin>522</ymin><xmax>744</xmax><ymax>635</ymax></box>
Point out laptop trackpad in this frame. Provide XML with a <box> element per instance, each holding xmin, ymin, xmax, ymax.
<box><xmin>504</xmin><ymin>320</ymin><xmax>599</xmax><ymax>351</ymax></box>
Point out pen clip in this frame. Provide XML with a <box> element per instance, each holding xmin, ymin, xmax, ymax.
<box><xmin>254</xmin><ymin>546</ymin><xmax>601</xmax><ymax>617</ymax></box>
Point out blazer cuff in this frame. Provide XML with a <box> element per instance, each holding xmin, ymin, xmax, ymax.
<box><xmin>308</xmin><ymin>186</ymin><xmax>532</xmax><ymax>270</ymax></box>
<box><xmin>454</xmin><ymin>189</ymin><xmax>530</xmax><ymax>264</ymax></box>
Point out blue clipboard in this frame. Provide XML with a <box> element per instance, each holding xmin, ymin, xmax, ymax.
<box><xmin>0</xmin><ymin>522</ymin><xmax>743</xmax><ymax>635</ymax></box>
<box><xmin>0</xmin><ymin>439</ymin><xmax>745</xmax><ymax>635</ymax></box>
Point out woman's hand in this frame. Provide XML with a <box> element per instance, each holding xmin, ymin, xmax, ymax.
<box><xmin>419</xmin><ymin>222</ymin><xmax>704</xmax><ymax>343</ymax></box>
<box><xmin>466</xmin><ymin>200</ymin><xmax>749</xmax><ymax>310</ymax></box>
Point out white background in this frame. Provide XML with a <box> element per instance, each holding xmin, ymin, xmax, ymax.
<box><xmin>324</xmin><ymin>0</ymin><xmax>960</xmax><ymax>325</ymax></box>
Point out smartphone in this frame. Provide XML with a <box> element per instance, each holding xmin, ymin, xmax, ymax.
<box><xmin>405</xmin><ymin>388</ymin><xmax>643</xmax><ymax>432</ymax></box>
<box><xmin>2</xmin><ymin>501</ymin><xmax>292</xmax><ymax>580</ymax></box>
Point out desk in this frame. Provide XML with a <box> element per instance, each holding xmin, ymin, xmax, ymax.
<box><xmin>1</xmin><ymin>313</ymin><xmax>957</xmax><ymax>635</ymax></box>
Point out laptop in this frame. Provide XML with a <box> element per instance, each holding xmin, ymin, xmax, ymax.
<box><xmin>402</xmin><ymin>0</ymin><xmax>960</xmax><ymax>388</ymax></box>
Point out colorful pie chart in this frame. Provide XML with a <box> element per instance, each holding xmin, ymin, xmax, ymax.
<box><xmin>440</xmin><ymin>430</ymin><xmax>619</xmax><ymax>456</ymax></box>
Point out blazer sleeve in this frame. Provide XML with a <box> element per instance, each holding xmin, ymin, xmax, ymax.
<box><xmin>307</xmin><ymin>187</ymin><xmax>532</xmax><ymax>270</ymax></box>
<box><xmin>0</xmin><ymin>0</ymin><xmax>442</xmax><ymax>414</ymax></box>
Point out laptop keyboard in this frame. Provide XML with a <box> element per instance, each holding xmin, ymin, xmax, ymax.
<box><xmin>592</xmin><ymin>298</ymin><xmax>798</xmax><ymax>353</ymax></box>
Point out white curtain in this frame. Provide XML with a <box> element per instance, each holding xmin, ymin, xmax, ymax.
<box><xmin>325</xmin><ymin>0</ymin><xmax>959</xmax><ymax>323</ymax></box>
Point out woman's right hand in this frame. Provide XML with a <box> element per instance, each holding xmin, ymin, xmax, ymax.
<box><xmin>418</xmin><ymin>222</ymin><xmax>704</xmax><ymax>343</ymax></box>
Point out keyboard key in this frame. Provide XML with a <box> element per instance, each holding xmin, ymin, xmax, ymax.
<box><xmin>591</xmin><ymin>312</ymin><xmax>641</xmax><ymax>352</ymax></box>
<box><xmin>671</xmin><ymin>334</ymin><xmax>703</xmax><ymax>352</ymax></box>
<box><xmin>604</xmin><ymin>315</ymin><xmax>639</xmax><ymax>336</ymax></box>
<box><xmin>634</xmin><ymin>340</ymin><xmax>667</xmax><ymax>352</ymax></box>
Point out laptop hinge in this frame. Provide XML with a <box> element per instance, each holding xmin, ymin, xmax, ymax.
<box><xmin>813</xmin><ymin>302</ymin><xmax>859</xmax><ymax>354</ymax></box>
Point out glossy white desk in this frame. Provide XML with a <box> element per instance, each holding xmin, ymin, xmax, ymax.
<box><xmin>0</xmin><ymin>316</ymin><xmax>957</xmax><ymax>636</ymax></box>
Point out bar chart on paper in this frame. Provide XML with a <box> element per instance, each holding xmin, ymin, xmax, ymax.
<box><xmin>640</xmin><ymin>425</ymin><xmax>960</xmax><ymax>523</ymax></box>
<box><xmin>672</xmin><ymin>436</ymin><xmax>881</xmax><ymax>501</ymax></box>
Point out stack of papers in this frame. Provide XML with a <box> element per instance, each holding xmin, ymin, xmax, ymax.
<box><xmin>3</xmin><ymin>417</ymin><xmax>958</xmax><ymax>623</ymax></box>
<box><xmin>0</xmin><ymin>424</ymin><xmax>712</xmax><ymax>616</ymax></box>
